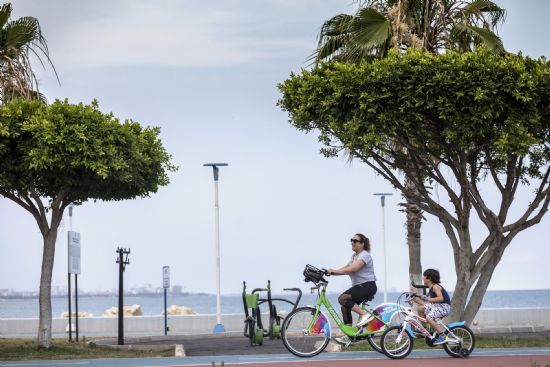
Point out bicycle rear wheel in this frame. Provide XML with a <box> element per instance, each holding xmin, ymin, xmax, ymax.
<box><xmin>381</xmin><ymin>326</ymin><xmax>413</xmax><ymax>359</ymax></box>
<box><xmin>281</xmin><ymin>306</ymin><xmax>330</xmax><ymax>357</ymax></box>
<box><xmin>366</xmin><ymin>334</ymin><xmax>383</xmax><ymax>353</ymax></box>
<box><xmin>443</xmin><ymin>325</ymin><xmax>475</xmax><ymax>358</ymax></box>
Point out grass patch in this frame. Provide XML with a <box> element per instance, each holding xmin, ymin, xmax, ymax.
<box><xmin>0</xmin><ymin>338</ymin><xmax>174</xmax><ymax>361</ymax></box>
<box><xmin>347</xmin><ymin>335</ymin><xmax>550</xmax><ymax>352</ymax></box>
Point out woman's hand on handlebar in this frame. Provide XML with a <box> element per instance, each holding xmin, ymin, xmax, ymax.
<box><xmin>325</xmin><ymin>268</ymin><xmax>337</xmax><ymax>276</ymax></box>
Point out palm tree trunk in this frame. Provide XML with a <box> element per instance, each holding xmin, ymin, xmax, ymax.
<box><xmin>404</xmin><ymin>177</ymin><xmax>423</xmax><ymax>292</ymax></box>
<box><xmin>407</xmin><ymin>199</ymin><xmax>423</xmax><ymax>286</ymax></box>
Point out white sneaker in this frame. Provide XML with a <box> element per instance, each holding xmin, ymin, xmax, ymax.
<box><xmin>334</xmin><ymin>335</ymin><xmax>352</xmax><ymax>347</ymax></box>
<box><xmin>357</xmin><ymin>314</ymin><xmax>374</xmax><ymax>327</ymax></box>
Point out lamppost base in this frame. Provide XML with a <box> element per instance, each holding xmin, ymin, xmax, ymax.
<box><xmin>213</xmin><ymin>323</ymin><xmax>226</xmax><ymax>333</ymax></box>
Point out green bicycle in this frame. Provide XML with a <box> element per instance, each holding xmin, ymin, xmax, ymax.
<box><xmin>281</xmin><ymin>264</ymin><xmax>401</xmax><ymax>357</ymax></box>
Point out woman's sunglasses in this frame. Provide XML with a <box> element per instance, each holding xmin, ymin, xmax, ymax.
<box><xmin>350</xmin><ymin>238</ymin><xmax>362</xmax><ymax>244</ymax></box>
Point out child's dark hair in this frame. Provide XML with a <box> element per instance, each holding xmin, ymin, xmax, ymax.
<box><xmin>423</xmin><ymin>268</ymin><xmax>441</xmax><ymax>284</ymax></box>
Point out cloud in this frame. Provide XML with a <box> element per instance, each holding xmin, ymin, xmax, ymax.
<box><xmin>21</xmin><ymin>0</ymin><xmax>326</xmax><ymax>70</ymax></box>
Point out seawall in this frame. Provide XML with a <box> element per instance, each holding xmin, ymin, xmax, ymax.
<box><xmin>1</xmin><ymin>308</ymin><xmax>549</xmax><ymax>337</ymax></box>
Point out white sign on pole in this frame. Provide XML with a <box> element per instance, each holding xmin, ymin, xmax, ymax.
<box><xmin>163</xmin><ymin>266</ymin><xmax>170</xmax><ymax>289</ymax></box>
<box><xmin>68</xmin><ymin>231</ymin><xmax>81</xmax><ymax>275</ymax></box>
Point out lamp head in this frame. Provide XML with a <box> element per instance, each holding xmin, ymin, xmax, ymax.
<box><xmin>204</xmin><ymin>163</ymin><xmax>229</xmax><ymax>181</ymax></box>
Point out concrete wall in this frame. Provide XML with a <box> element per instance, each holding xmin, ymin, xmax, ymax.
<box><xmin>1</xmin><ymin>308</ymin><xmax>549</xmax><ymax>337</ymax></box>
<box><xmin>470</xmin><ymin>308</ymin><xmax>550</xmax><ymax>334</ymax></box>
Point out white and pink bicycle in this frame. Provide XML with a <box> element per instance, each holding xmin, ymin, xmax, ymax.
<box><xmin>380</xmin><ymin>286</ymin><xmax>475</xmax><ymax>359</ymax></box>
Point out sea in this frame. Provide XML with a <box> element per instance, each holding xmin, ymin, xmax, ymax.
<box><xmin>1</xmin><ymin>289</ymin><xmax>549</xmax><ymax>319</ymax></box>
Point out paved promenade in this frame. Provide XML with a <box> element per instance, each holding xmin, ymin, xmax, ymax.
<box><xmin>95</xmin><ymin>332</ymin><xmax>288</xmax><ymax>356</ymax></box>
<box><xmin>2</xmin><ymin>347</ymin><xmax>550</xmax><ymax>367</ymax></box>
<box><xmin>95</xmin><ymin>330</ymin><xmax>550</xmax><ymax>356</ymax></box>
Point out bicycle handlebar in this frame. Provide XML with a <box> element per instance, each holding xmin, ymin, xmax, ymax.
<box><xmin>410</xmin><ymin>282</ymin><xmax>428</xmax><ymax>289</ymax></box>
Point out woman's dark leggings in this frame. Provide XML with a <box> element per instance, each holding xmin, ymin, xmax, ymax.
<box><xmin>338</xmin><ymin>281</ymin><xmax>377</xmax><ymax>325</ymax></box>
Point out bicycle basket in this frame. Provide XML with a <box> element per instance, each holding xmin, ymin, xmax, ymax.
<box><xmin>303</xmin><ymin>264</ymin><xmax>326</xmax><ymax>283</ymax></box>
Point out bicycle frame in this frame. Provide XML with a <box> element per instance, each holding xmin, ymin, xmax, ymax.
<box><xmin>307</xmin><ymin>282</ymin><xmax>395</xmax><ymax>338</ymax></box>
<box><xmin>397</xmin><ymin>307</ymin><xmax>466</xmax><ymax>344</ymax></box>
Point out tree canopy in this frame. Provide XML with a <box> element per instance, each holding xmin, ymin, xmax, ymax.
<box><xmin>278</xmin><ymin>50</ymin><xmax>550</xmax><ymax>322</ymax></box>
<box><xmin>0</xmin><ymin>98</ymin><xmax>174</xmax><ymax>206</ymax></box>
<box><xmin>0</xmin><ymin>98</ymin><xmax>175</xmax><ymax>348</ymax></box>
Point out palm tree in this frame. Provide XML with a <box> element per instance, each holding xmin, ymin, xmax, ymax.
<box><xmin>0</xmin><ymin>2</ymin><xmax>57</xmax><ymax>103</ymax></box>
<box><xmin>313</xmin><ymin>0</ymin><xmax>505</xmax><ymax>65</ymax></box>
<box><xmin>311</xmin><ymin>0</ymin><xmax>506</xmax><ymax>290</ymax></box>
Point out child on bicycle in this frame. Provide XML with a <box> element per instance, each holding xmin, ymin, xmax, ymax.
<box><xmin>414</xmin><ymin>268</ymin><xmax>451</xmax><ymax>345</ymax></box>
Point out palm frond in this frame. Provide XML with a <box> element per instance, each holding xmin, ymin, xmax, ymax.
<box><xmin>0</xmin><ymin>5</ymin><xmax>59</xmax><ymax>103</ymax></box>
<box><xmin>451</xmin><ymin>23</ymin><xmax>505</xmax><ymax>54</ymax></box>
<box><xmin>0</xmin><ymin>3</ymin><xmax>11</xmax><ymax>30</ymax></box>
<box><xmin>348</xmin><ymin>8</ymin><xmax>392</xmax><ymax>54</ymax></box>
<box><xmin>462</xmin><ymin>0</ymin><xmax>506</xmax><ymax>28</ymax></box>
<box><xmin>4</xmin><ymin>18</ymin><xmax>42</xmax><ymax>50</ymax></box>
<box><xmin>311</xmin><ymin>14</ymin><xmax>354</xmax><ymax>65</ymax></box>
<box><xmin>309</xmin><ymin>33</ymin><xmax>353</xmax><ymax>65</ymax></box>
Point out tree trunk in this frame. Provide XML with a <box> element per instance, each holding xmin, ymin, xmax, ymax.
<box><xmin>404</xmin><ymin>176</ymin><xmax>423</xmax><ymax>292</ymax></box>
<box><xmin>406</xmin><ymin>197</ymin><xmax>423</xmax><ymax>290</ymax></box>
<box><xmin>37</xmin><ymin>229</ymin><xmax>58</xmax><ymax>349</ymax></box>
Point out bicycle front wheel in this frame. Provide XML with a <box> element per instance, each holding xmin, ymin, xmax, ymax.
<box><xmin>443</xmin><ymin>325</ymin><xmax>475</xmax><ymax>358</ymax></box>
<box><xmin>381</xmin><ymin>326</ymin><xmax>413</xmax><ymax>359</ymax></box>
<box><xmin>281</xmin><ymin>306</ymin><xmax>330</xmax><ymax>357</ymax></box>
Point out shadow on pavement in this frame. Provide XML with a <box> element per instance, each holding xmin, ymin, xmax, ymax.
<box><xmin>94</xmin><ymin>333</ymin><xmax>290</xmax><ymax>356</ymax></box>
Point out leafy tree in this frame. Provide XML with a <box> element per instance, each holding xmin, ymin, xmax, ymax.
<box><xmin>278</xmin><ymin>50</ymin><xmax>550</xmax><ymax>323</ymax></box>
<box><xmin>0</xmin><ymin>99</ymin><xmax>176</xmax><ymax>348</ymax></box>
<box><xmin>311</xmin><ymin>0</ymin><xmax>506</xmax><ymax>289</ymax></box>
<box><xmin>0</xmin><ymin>3</ymin><xmax>58</xmax><ymax>102</ymax></box>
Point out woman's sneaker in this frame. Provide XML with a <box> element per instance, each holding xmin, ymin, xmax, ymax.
<box><xmin>357</xmin><ymin>314</ymin><xmax>374</xmax><ymax>327</ymax></box>
<box><xmin>334</xmin><ymin>335</ymin><xmax>352</xmax><ymax>347</ymax></box>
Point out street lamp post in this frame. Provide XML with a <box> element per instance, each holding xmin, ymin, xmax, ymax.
<box><xmin>373</xmin><ymin>193</ymin><xmax>392</xmax><ymax>303</ymax></box>
<box><xmin>204</xmin><ymin>163</ymin><xmax>228</xmax><ymax>333</ymax></box>
<box><xmin>67</xmin><ymin>204</ymin><xmax>74</xmax><ymax>342</ymax></box>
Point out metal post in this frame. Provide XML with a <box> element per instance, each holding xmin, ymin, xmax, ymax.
<box><xmin>67</xmin><ymin>273</ymin><xmax>72</xmax><ymax>342</ymax></box>
<box><xmin>164</xmin><ymin>288</ymin><xmax>167</xmax><ymax>336</ymax></box>
<box><xmin>204</xmin><ymin>163</ymin><xmax>228</xmax><ymax>333</ymax></box>
<box><xmin>374</xmin><ymin>193</ymin><xmax>392</xmax><ymax>303</ymax></box>
<box><xmin>75</xmin><ymin>274</ymin><xmax>79</xmax><ymax>342</ymax></box>
<box><xmin>118</xmin><ymin>249</ymin><xmax>124</xmax><ymax>345</ymax></box>
<box><xmin>116</xmin><ymin>248</ymin><xmax>130</xmax><ymax>345</ymax></box>
<box><xmin>67</xmin><ymin>204</ymin><xmax>74</xmax><ymax>342</ymax></box>
<box><xmin>214</xmin><ymin>176</ymin><xmax>221</xmax><ymax>326</ymax></box>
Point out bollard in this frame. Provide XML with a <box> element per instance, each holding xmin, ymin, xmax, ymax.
<box><xmin>175</xmin><ymin>344</ymin><xmax>185</xmax><ymax>357</ymax></box>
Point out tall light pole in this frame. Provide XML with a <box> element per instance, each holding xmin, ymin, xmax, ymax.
<box><xmin>204</xmin><ymin>163</ymin><xmax>228</xmax><ymax>333</ymax></box>
<box><xmin>374</xmin><ymin>193</ymin><xmax>392</xmax><ymax>303</ymax></box>
<box><xmin>67</xmin><ymin>203</ymin><xmax>74</xmax><ymax>342</ymax></box>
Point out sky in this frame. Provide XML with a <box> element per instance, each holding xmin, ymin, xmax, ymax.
<box><xmin>1</xmin><ymin>0</ymin><xmax>549</xmax><ymax>297</ymax></box>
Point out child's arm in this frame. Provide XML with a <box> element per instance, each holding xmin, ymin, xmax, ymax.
<box><xmin>427</xmin><ymin>284</ymin><xmax>444</xmax><ymax>303</ymax></box>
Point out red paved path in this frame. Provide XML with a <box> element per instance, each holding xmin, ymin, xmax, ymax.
<box><xmin>184</xmin><ymin>354</ymin><xmax>550</xmax><ymax>367</ymax></box>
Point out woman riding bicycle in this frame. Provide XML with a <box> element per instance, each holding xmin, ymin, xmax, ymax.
<box><xmin>327</xmin><ymin>233</ymin><xmax>378</xmax><ymax>342</ymax></box>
